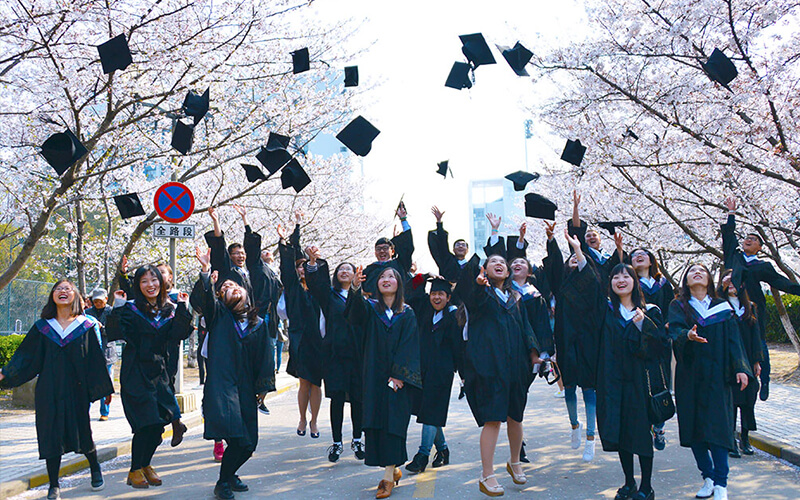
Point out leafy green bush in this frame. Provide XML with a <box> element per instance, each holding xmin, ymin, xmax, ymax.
<box><xmin>0</xmin><ymin>334</ymin><xmax>25</xmax><ymax>366</ymax></box>
<box><xmin>764</xmin><ymin>294</ymin><xmax>800</xmax><ymax>343</ymax></box>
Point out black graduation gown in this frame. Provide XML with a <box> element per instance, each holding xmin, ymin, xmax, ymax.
<box><xmin>731</xmin><ymin>304</ymin><xmax>763</xmax><ymax>431</ymax></box>
<box><xmin>190</xmin><ymin>273</ymin><xmax>274</xmax><ymax>448</ymax></box>
<box><xmin>514</xmin><ymin>281</ymin><xmax>555</xmax><ymax>358</ymax></box>
<box><xmin>363</xmin><ymin>229</ymin><xmax>414</xmax><ymax>298</ymax></box>
<box><xmin>304</xmin><ymin>259</ymin><xmax>363</xmax><ymax>400</ymax></box>
<box><xmin>668</xmin><ymin>299</ymin><xmax>752</xmax><ymax>451</ymax></box>
<box><xmin>85</xmin><ymin>305</ymin><xmax>117</xmax><ymax>365</ymax></box>
<box><xmin>345</xmin><ymin>287</ymin><xmax>421</xmax><ymax>467</ymax></box>
<box><xmin>640</xmin><ymin>277</ymin><xmax>675</xmax><ymax>390</ymax></box>
<box><xmin>106</xmin><ymin>301</ymin><xmax>193</xmax><ymax>433</ymax></box>
<box><xmin>279</xmin><ymin>239</ymin><xmax>323</xmax><ymax>386</ymax></box>
<box><xmin>244</xmin><ymin>226</ymin><xmax>282</xmax><ymax>338</ymax></box>
<box><xmin>568</xmin><ymin>219</ymin><xmax>623</xmax><ymax>286</ymax></box>
<box><xmin>483</xmin><ymin>236</ymin><xmax>554</xmax><ymax>300</ymax></box>
<box><xmin>0</xmin><ymin>318</ymin><xmax>113</xmax><ymax>459</ymax></box>
<box><xmin>456</xmin><ymin>258</ymin><xmax>539</xmax><ymax>427</ymax></box>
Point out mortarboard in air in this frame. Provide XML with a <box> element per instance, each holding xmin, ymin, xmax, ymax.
<box><xmin>183</xmin><ymin>88</ymin><xmax>210</xmax><ymax>124</ymax></box>
<box><xmin>445</xmin><ymin>61</ymin><xmax>473</xmax><ymax>90</ymax></box>
<box><xmin>113</xmin><ymin>193</ymin><xmax>146</xmax><ymax>219</ymax></box>
<box><xmin>281</xmin><ymin>158</ymin><xmax>311</xmax><ymax>193</ymax></box>
<box><xmin>561</xmin><ymin>139</ymin><xmax>586</xmax><ymax>167</ymax></box>
<box><xmin>40</xmin><ymin>129</ymin><xmax>88</xmax><ymax>176</ymax></box>
<box><xmin>702</xmin><ymin>48</ymin><xmax>738</xmax><ymax>88</ymax></box>
<box><xmin>524</xmin><ymin>192</ymin><xmax>557</xmax><ymax>220</ymax></box>
<box><xmin>623</xmin><ymin>128</ymin><xmax>639</xmax><ymax>140</ymax></box>
<box><xmin>265</xmin><ymin>132</ymin><xmax>291</xmax><ymax>152</ymax></box>
<box><xmin>97</xmin><ymin>34</ymin><xmax>133</xmax><ymax>74</ymax></box>
<box><xmin>344</xmin><ymin>66</ymin><xmax>359</xmax><ymax>87</ymax></box>
<box><xmin>736</xmin><ymin>111</ymin><xmax>753</xmax><ymax>124</ymax></box>
<box><xmin>767</xmin><ymin>136</ymin><xmax>779</xmax><ymax>147</ymax></box>
<box><xmin>171</xmin><ymin>121</ymin><xmax>194</xmax><ymax>155</ymax></box>
<box><xmin>499</xmin><ymin>42</ymin><xmax>533</xmax><ymax>76</ymax></box>
<box><xmin>429</xmin><ymin>276</ymin><xmax>452</xmax><ymax>294</ymax></box>
<box><xmin>436</xmin><ymin>160</ymin><xmax>451</xmax><ymax>178</ymax></box>
<box><xmin>256</xmin><ymin>147</ymin><xmax>292</xmax><ymax>175</ymax></box>
<box><xmin>597</xmin><ymin>221</ymin><xmax>629</xmax><ymax>235</ymax></box>
<box><xmin>459</xmin><ymin>33</ymin><xmax>496</xmax><ymax>68</ymax></box>
<box><xmin>504</xmin><ymin>171</ymin><xmax>539</xmax><ymax>191</ymax></box>
<box><xmin>292</xmin><ymin>48</ymin><xmax>310</xmax><ymax>74</ymax></box>
<box><xmin>336</xmin><ymin>116</ymin><xmax>380</xmax><ymax>156</ymax></box>
<box><xmin>241</xmin><ymin>163</ymin><xmax>268</xmax><ymax>183</ymax></box>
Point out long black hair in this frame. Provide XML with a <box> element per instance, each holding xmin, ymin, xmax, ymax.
<box><xmin>132</xmin><ymin>265</ymin><xmax>174</xmax><ymax>318</ymax></box>
<box><xmin>40</xmin><ymin>279</ymin><xmax>84</xmax><ymax>319</ymax></box>
<box><xmin>629</xmin><ymin>247</ymin><xmax>663</xmax><ymax>280</ymax></box>
<box><xmin>717</xmin><ymin>268</ymin><xmax>756</xmax><ymax>325</ymax></box>
<box><xmin>217</xmin><ymin>278</ymin><xmax>260</xmax><ymax>327</ymax></box>
<box><xmin>608</xmin><ymin>264</ymin><xmax>645</xmax><ymax>316</ymax></box>
<box><xmin>376</xmin><ymin>267</ymin><xmax>406</xmax><ymax>314</ymax></box>
<box><xmin>485</xmin><ymin>254</ymin><xmax>515</xmax><ymax>294</ymax></box>
<box><xmin>676</xmin><ymin>262</ymin><xmax>716</xmax><ymax>323</ymax></box>
<box><xmin>332</xmin><ymin>262</ymin><xmax>356</xmax><ymax>291</ymax></box>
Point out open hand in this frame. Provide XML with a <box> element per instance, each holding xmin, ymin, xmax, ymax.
<box><xmin>486</xmin><ymin>213</ymin><xmax>501</xmax><ymax>230</ymax></box>
<box><xmin>687</xmin><ymin>325</ymin><xmax>708</xmax><ymax>343</ymax></box>
<box><xmin>114</xmin><ymin>290</ymin><xmax>127</xmax><ymax>301</ymax></box>
<box><xmin>233</xmin><ymin>204</ymin><xmax>246</xmax><ymax>218</ymax></box>
<box><xmin>614</xmin><ymin>231</ymin><xmax>624</xmax><ymax>251</ymax></box>
<box><xmin>476</xmin><ymin>266</ymin><xmax>489</xmax><ymax>287</ymax></box>
<box><xmin>294</xmin><ymin>210</ymin><xmax>303</xmax><ymax>224</ymax></box>
<box><xmin>208</xmin><ymin>206</ymin><xmax>218</xmax><ymax>222</ymax></box>
<box><xmin>177</xmin><ymin>292</ymin><xmax>189</xmax><ymax>303</ymax></box>
<box><xmin>196</xmin><ymin>246</ymin><xmax>211</xmax><ymax>272</ymax></box>
<box><xmin>565</xmin><ymin>228</ymin><xmax>581</xmax><ymax>251</ymax></box>
<box><xmin>431</xmin><ymin>205</ymin><xmax>444</xmax><ymax>222</ymax></box>
<box><xmin>352</xmin><ymin>265</ymin><xmax>365</xmax><ymax>289</ymax></box>
<box><xmin>573</xmin><ymin>190</ymin><xmax>581</xmax><ymax>208</ymax></box>
<box><xmin>544</xmin><ymin>221</ymin><xmax>556</xmax><ymax>240</ymax></box>
<box><xmin>724</xmin><ymin>196</ymin><xmax>737</xmax><ymax>212</ymax></box>
<box><xmin>396</xmin><ymin>201</ymin><xmax>407</xmax><ymax>219</ymax></box>
<box><xmin>276</xmin><ymin>224</ymin><xmax>287</xmax><ymax>241</ymax></box>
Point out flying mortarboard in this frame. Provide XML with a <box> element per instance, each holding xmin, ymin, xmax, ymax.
<box><xmin>292</xmin><ymin>48</ymin><xmax>310</xmax><ymax>74</ymax></box>
<box><xmin>183</xmin><ymin>88</ymin><xmax>210</xmax><ymax>124</ymax></box>
<box><xmin>736</xmin><ymin>111</ymin><xmax>753</xmax><ymax>124</ymax></box>
<box><xmin>256</xmin><ymin>147</ymin><xmax>292</xmax><ymax>175</ymax></box>
<box><xmin>171</xmin><ymin>121</ymin><xmax>194</xmax><ymax>155</ymax></box>
<box><xmin>597</xmin><ymin>221</ymin><xmax>629</xmax><ymax>235</ymax></box>
<box><xmin>459</xmin><ymin>33</ymin><xmax>496</xmax><ymax>68</ymax></box>
<box><xmin>436</xmin><ymin>160</ymin><xmax>452</xmax><ymax>178</ymax></box>
<box><xmin>524</xmin><ymin>193</ymin><xmax>557</xmax><ymax>220</ymax></box>
<box><xmin>40</xmin><ymin>129</ymin><xmax>88</xmax><ymax>176</ymax></box>
<box><xmin>280</xmin><ymin>158</ymin><xmax>311</xmax><ymax>193</ymax></box>
<box><xmin>240</xmin><ymin>163</ymin><xmax>268</xmax><ymax>183</ymax></box>
<box><xmin>561</xmin><ymin>139</ymin><xmax>586</xmax><ymax>167</ymax></box>
<box><xmin>767</xmin><ymin>136</ymin><xmax>779</xmax><ymax>147</ymax></box>
<box><xmin>113</xmin><ymin>193</ymin><xmax>146</xmax><ymax>219</ymax></box>
<box><xmin>623</xmin><ymin>128</ymin><xmax>639</xmax><ymax>140</ymax></box>
<box><xmin>97</xmin><ymin>34</ymin><xmax>133</xmax><ymax>74</ymax></box>
<box><xmin>444</xmin><ymin>61</ymin><xmax>473</xmax><ymax>90</ymax></box>
<box><xmin>701</xmin><ymin>48</ymin><xmax>738</xmax><ymax>88</ymax></box>
<box><xmin>265</xmin><ymin>132</ymin><xmax>291</xmax><ymax>152</ymax></box>
<box><xmin>504</xmin><ymin>171</ymin><xmax>539</xmax><ymax>191</ymax></box>
<box><xmin>344</xmin><ymin>66</ymin><xmax>359</xmax><ymax>87</ymax></box>
<box><xmin>336</xmin><ymin>116</ymin><xmax>380</xmax><ymax>156</ymax></box>
<box><xmin>499</xmin><ymin>42</ymin><xmax>533</xmax><ymax>76</ymax></box>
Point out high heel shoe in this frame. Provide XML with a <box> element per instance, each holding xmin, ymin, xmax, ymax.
<box><xmin>506</xmin><ymin>462</ymin><xmax>526</xmax><ymax>485</ymax></box>
<box><xmin>376</xmin><ymin>480</ymin><xmax>394</xmax><ymax>499</ymax></box>
<box><xmin>479</xmin><ymin>474</ymin><xmax>504</xmax><ymax>497</ymax></box>
<box><xmin>297</xmin><ymin>421</ymin><xmax>307</xmax><ymax>436</ymax></box>
<box><xmin>393</xmin><ymin>467</ymin><xmax>402</xmax><ymax>484</ymax></box>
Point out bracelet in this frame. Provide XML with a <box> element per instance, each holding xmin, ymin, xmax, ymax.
<box><xmin>400</xmin><ymin>217</ymin><xmax>407</xmax><ymax>221</ymax></box>
<box><xmin>491</xmin><ymin>228</ymin><xmax>499</xmax><ymax>233</ymax></box>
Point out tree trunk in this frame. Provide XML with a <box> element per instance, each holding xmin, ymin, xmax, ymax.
<box><xmin>75</xmin><ymin>199</ymin><xmax>86</xmax><ymax>296</ymax></box>
<box><xmin>770</xmin><ymin>287</ymin><xmax>800</xmax><ymax>367</ymax></box>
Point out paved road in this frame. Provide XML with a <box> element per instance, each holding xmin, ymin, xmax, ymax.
<box><xmin>9</xmin><ymin>380</ymin><xmax>800</xmax><ymax>500</ymax></box>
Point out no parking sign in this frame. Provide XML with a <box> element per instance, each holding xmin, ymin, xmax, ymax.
<box><xmin>154</xmin><ymin>182</ymin><xmax>195</xmax><ymax>223</ymax></box>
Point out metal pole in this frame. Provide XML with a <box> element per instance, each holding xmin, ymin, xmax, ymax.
<box><xmin>168</xmin><ymin>171</ymin><xmax>184</xmax><ymax>395</ymax></box>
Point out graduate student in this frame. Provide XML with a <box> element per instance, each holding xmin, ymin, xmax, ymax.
<box><xmin>568</xmin><ymin>190</ymin><xmax>623</xmax><ymax>285</ymax></box>
<box><xmin>456</xmin><ymin>251</ymin><xmax>542</xmax><ymax>497</ymax></box>
<box><xmin>303</xmin><ymin>245</ymin><xmax>366</xmax><ymax>462</ymax></box>
<box><xmin>191</xmin><ymin>248</ymin><xmax>275</xmax><ymax>500</ymax></box>
<box><xmin>721</xmin><ymin>197</ymin><xmax>800</xmax><ymax>401</ymax></box>
<box><xmin>363</xmin><ymin>202</ymin><xmax>415</xmax><ymax>298</ymax></box>
<box><xmin>345</xmin><ymin>266</ymin><xmax>421</xmax><ymax>499</ymax></box>
<box><xmin>405</xmin><ymin>277</ymin><xmax>462</xmax><ymax>474</ymax></box>
<box><xmin>717</xmin><ymin>270</ymin><xmax>762</xmax><ymax>458</ymax></box>
<box><xmin>277</xmin><ymin>214</ymin><xmax>324</xmax><ymax>439</ymax></box>
<box><xmin>668</xmin><ymin>263</ymin><xmax>751</xmax><ymax>500</ymax></box>
<box><xmin>0</xmin><ymin>280</ymin><xmax>114</xmax><ymax>500</ymax></box>
<box><xmin>106</xmin><ymin>265</ymin><xmax>193</xmax><ymax>489</ymax></box>
<box><xmin>427</xmin><ymin>205</ymin><xmax>472</xmax><ymax>285</ymax></box>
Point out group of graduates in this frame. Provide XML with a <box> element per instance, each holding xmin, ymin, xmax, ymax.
<box><xmin>1</xmin><ymin>190</ymin><xmax>799</xmax><ymax>500</ymax></box>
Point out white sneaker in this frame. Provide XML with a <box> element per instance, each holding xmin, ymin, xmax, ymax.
<box><xmin>696</xmin><ymin>478</ymin><xmax>714</xmax><ymax>498</ymax></box>
<box><xmin>554</xmin><ymin>389</ymin><xmax>565</xmax><ymax>398</ymax></box>
<box><xmin>582</xmin><ymin>439</ymin><xmax>595</xmax><ymax>462</ymax></box>
<box><xmin>571</xmin><ymin>424</ymin><xmax>582</xmax><ymax>449</ymax></box>
<box><xmin>712</xmin><ymin>485</ymin><xmax>727</xmax><ymax>500</ymax></box>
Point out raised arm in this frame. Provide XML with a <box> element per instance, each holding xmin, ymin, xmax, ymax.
<box><xmin>506</xmin><ymin>222</ymin><xmax>529</xmax><ymax>261</ymax></box>
<box><xmin>344</xmin><ymin>266</ymin><xmax>369</xmax><ymax>326</ymax></box>
<box><xmin>392</xmin><ymin>203</ymin><xmax>415</xmax><ymax>273</ymax></box>
<box><xmin>189</xmin><ymin>247</ymin><xmax>220</xmax><ymax>324</ymax></box>
<box><xmin>205</xmin><ymin>207</ymin><xmax>231</xmax><ymax>273</ymax></box>
<box><xmin>567</xmin><ymin>191</ymin><xmax>590</xmax><ymax>255</ymax></box>
<box><xmin>304</xmin><ymin>247</ymin><xmax>332</xmax><ymax>310</ymax></box>
<box><xmin>721</xmin><ymin>197</ymin><xmax>739</xmax><ymax>266</ymax></box>
<box><xmin>483</xmin><ymin>212</ymin><xmax>504</xmax><ymax>257</ymax></box>
<box><xmin>278</xmin><ymin>224</ymin><xmax>300</xmax><ymax>293</ymax></box>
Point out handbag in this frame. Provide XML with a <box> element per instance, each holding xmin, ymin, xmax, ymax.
<box><xmin>645</xmin><ymin>364</ymin><xmax>675</xmax><ymax>425</ymax></box>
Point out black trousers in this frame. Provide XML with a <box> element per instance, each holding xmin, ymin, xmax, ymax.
<box><xmin>130</xmin><ymin>425</ymin><xmax>164</xmax><ymax>471</ymax></box>
<box><xmin>329</xmin><ymin>391</ymin><xmax>363</xmax><ymax>443</ymax></box>
<box><xmin>219</xmin><ymin>438</ymin><xmax>255</xmax><ymax>483</ymax></box>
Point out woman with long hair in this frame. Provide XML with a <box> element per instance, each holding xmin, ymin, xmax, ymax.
<box><xmin>668</xmin><ymin>263</ymin><xmax>751</xmax><ymax>500</ymax></box>
<box><xmin>0</xmin><ymin>280</ymin><xmax>113</xmax><ymax>500</ymax></box>
<box><xmin>717</xmin><ymin>269</ymin><xmax>763</xmax><ymax>458</ymax></box>
<box><xmin>106</xmin><ymin>264</ymin><xmax>193</xmax><ymax>489</ymax></box>
<box><xmin>346</xmin><ymin>266</ymin><xmax>421</xmax><ymax>499</ymax></box>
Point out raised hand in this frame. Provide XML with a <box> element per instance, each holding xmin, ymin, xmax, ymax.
<box><xmin>565</xmin><ymin>228</ymin><xmax>582</xmax><ymax>251</ymax></box>
<box><xmin>208</xmin><ymin>206</ymin><xmax>218</xmax><ymax>222</ymax></box>
<box><xmin>351</xmin><ymin>265</ymin><xmax>365</xmax><ymax>289</ymax></box>
<box><xmin>233</xmin><ymin>204</ymin><xmax>246</xmax><ymax>217</ymax></box>
<box><xmin>724</xmin><ymin>196</ymin><xmax>737</xmax><ymax>212</ymax></box>
<box><xmin>177</xmin><ymin>291</ymin><xmax>189</xmax><ymax>303</ymax></box>
<box><xmin>114</xmin><ymin>290</ymin><xmax>127</xmax><ymax>301</ymax></box>
<box><xmin>687</xmin><ymin>325</ymin><xmax>708</xmax><ymax>343</ymax></box>
<box><xmin>195</xmin><ymin>246</ymin><xmax>211</xmax><ymax>272</ymax></box>
<box><xmin>614</xmin><ymin>231</ymin><xmax>624</xmax><ymax>252</ymax></box>
<box><xmin>486</xmin><ymin>213</ymin><xmax>501</xmax><ymax>230</ymax></box>
<box><xmin>573</xmin><ymin>190</ymin><xmax>581</xmax><ymax>208</ymax></box>
<box><xmin>431</xmin><ymin>205</ymin><xmax>444</xmax><ymax>222</ymax></box>
<box><xmin>736</xmin><ymin>372</ymin><xmax>749</xmax><ymax>391</ymax></box>
<box><xmin>210</xmin><ymin>270</ymin><xmax>219</xmax><ymax>284</ymax></box>
<box><xmin>396</xmin><ymin>201</ymin><xmax>407</xmax><ymax>219</ymax></box>
<box><xmin>519</xmin><ymin>221</ymin><xmax>527</xmax><ymax>241</ymax></box>
<box><xmin>276</xmin><ymin>224</ymin><xmax>287</xmax><ymax>242</ymax></box>
<box><xmin>476</xmin><ymin>266</ymin><xmax>489</xmax><ymax>287</ymax></box>
<box><xmin>294</xmin><ymin>210</ymin><xmax>303</xmax><ymax>224</ymax></box>
<box><xmin>544</xmin><ymin>221</ymin><xmax>556</xmax><ymax>240</ymax></box>
<box><xmin>306</xmin><ymin>245</ymin><xmax>321</xmax><ymax>265</ymax></box>
<box><xmin>393</xmin><ymin>224</ymin><xmax>399</xmax><ymax>238</ymax></box>
<box><xmin>121</xmin><ymin>255</ymin><xmax>128</xmax><ymax>274</ymax></box>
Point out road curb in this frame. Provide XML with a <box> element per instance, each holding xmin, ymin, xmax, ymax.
<box><xmin>0</xmin><ymin>380</ymin><xmax>298</xmax><ymax>498</ymax></box>
<box><xmin>749</xmin><ymin>431</ymin><xmax>800</xmax><ymax>467</ymax></box>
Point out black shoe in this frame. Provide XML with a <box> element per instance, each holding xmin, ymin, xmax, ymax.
<box><xmin>214</xmin><ymin>481</ymin><xmax>235</xmax><ymax>500</ymax></box>
<box><xmin>632</xmin><ymin>488</ymin><xmax>654</xmax><ymax>500</ymax></box>
<box><xmin>729</xmin><ymin>440</ymin><xmax>741</xmax><ymax>458</ymax></box>
<box><xmin>615</xmin><ymin>483</ymin><xmax>638</xmax><ymax>500</ymax></box>
<box><xmin>90</xmin><ymin>467</ymin><xmax>105</xmax><ymax>491</ymax></box>
<box><xmin>458</xmin><ymin>386</ymin><xmax>466</xmax><ymax>400</ymax></box>
<box><xmin>328</xmin><ymin>443</ymin><xmax>343</xmax><ymax>463</ymax></box>
<box><xmin>47</xmin><ymin>486</ymin><xmax>61</xmax><ymax>500</ymax></box>
<box><xmin>741</xmin><ymin>436</ymin><xmax>755</xmax><ymax>455</ymax></box>
<box><xmin>352</xmin><ymin>440</ymin><xmax>365</xmax><ymax>460</ymax></box>
<box><xmin>405</xmin><ymin>452</ymin><xmax>428</xmax><ymax>474</ymax></box>
<box><xmin>258</xmin><ymin>402</ymin><xmax>270</xmax><ymax>415</ymax></box>
<box><xmin>432</xmin><ymin>447</ymin><xmax>450</xmax><ymax>468</ymax></box>
<box><xmin>520</xmin><ymin>441</ymin><xmax>530</xmax><ymax>463</ymax></box>
<box><xmin>231</xmin><ymin>475</ymin><xmax>249</xmax><ymax>492</ymax></box>
<box><xmin>760</xmin><ymin>382</ymin><xmax>769</xmax><ymax>401</ymax></box>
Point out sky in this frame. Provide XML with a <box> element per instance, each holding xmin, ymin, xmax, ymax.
<box><xmin>308</xmin><ymin>0</ymin><xmax>588</xmax><ymax>270</ymax></box>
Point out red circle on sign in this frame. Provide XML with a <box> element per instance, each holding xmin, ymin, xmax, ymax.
<box><xmin>154</xmin><ymin>182</ymin><xmax>195</xmax><ymax>223</ymax></box>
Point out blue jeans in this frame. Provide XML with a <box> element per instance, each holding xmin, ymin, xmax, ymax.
<box><xmin>100</xmin><ymin>364</ymin><xmax>113</xmax><ymax>417</ymax></box>
<box><xmin>275</xmin><ymin>339</ymin><xmax>284</xmax><ymax>371</ymax></box>
<box><xmin>691</xmin><ymin>443</ymin><xmax>729</xmax><ymax>487</ymax></box>
<box><xmin>564</xmin><ymin>386</ymin><xmax>596</xmax><ymax>437</ymax></box>
<box><xmin>418</xmin><ymin>425</ymin><xmax>447</xmax><ymax>456</ymax></box>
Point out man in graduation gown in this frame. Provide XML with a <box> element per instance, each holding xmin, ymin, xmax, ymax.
<box><xmin>363</xmin><ymin>203</ymin><xmax>415</xmax><ymax>298</ymax></box>
<box><xmin>721</xmin><ymin>197</ymin><xmax>800</xmax><ymax>401</ymax></box>
<box><xmin>427</xmin><ymin>206</ymin><xmax>473</xmax><ymax>285</ymax></box>
<box><xmin>568</xmin><ymin>191</ymin><xmax>623</xmax><ymax>286</ymax></box>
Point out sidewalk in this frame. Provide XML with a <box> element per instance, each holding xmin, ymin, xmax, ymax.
<box><xmin>751</xmin><ymin>381</ymin><xmax>800</xmax><ymax>463</ymax></box>
<box><xmin>0</xmin><ymin>362</ymin><xmax>298</xmax><ymax>498</ymax></box>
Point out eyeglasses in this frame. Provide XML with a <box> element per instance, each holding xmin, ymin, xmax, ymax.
<box><xmin>630</xmin><ymin>251</ymin><xmax>649</xmax><ymax>258</ymax></box>
<box><xmin>743</xmin><ymin>236</ymin><xmax>761</xmax><ymax>243</ymax></box>
<box><xmin>375</xmin><ymin>245</ymin><xmax>392</xmax><ymax>252</ymax></box>
<box><xmin>54</xmin><ymin>286</ymin><xmax>73</xmax><ymax>292</ymax></box>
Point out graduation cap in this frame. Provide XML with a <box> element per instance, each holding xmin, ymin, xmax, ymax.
<box><xmin>256</xmin><ymin>147</ymin><xmax>292</xmax><ymax>175</ymax></box>
<box><xmin>429</xmin><ymin>276</ymin><xmax>452</xmax><ymax>294</ymax></box>
<box><xmin>560</xmin><ymin>139</ymin><xmax>586</xmax><ymax>167</ymax></box>
<box><xmin>336</xmin><ymin>116</ymin><xmax>380</xmax><ymax>156</ymax></box>
<box><xmin>444</xmin><ymin>61</ymin><xmax>473</xmax><ymax>90</ymax></box>
<box><xmin>40</xmin><ymin>129</ymin><xmax>88</xmax><ymax>176</ymax></box>
<box><xmin>767</xmin><ymin>136</ymin><xmax>779</xmax><ymax>147</ymax></box>
<box><xmin>113</xmin><ymin>193</ymin><xmax>146</xmax><ymax>219</ymax></box>
<box><xmin>280</xmin><ymin>158</ymin><xmax>311</xmax><ymax>193</ymax></box>
<box><xmin>436</xmin><ymin>160</ymin><xmax>452</xmax><ymax>178</ymax></box>
<box><xmin>597</xmin><ymin>221</ymin><xmax>629</xmax><ymax>235</ymax></box>
<box><xmin>499</xmin><ymin>42</ymin><xmax>533</xmax><ymax>76</ymax></box>
<box><xmin>701</xmin><ymin>48</ymin><xmax>738</xmax><ymax>88</ymax></box>
<box><xmin>171</xmin><ymin>121</ymin><xmax>194</xmax><ymax>155</ymax></box>
<box><xmin>524</xmin><ymin>193</ymin><xmax>557</xmax><ymax>220</ymax></box>
<box><xmin>736</xmin><ymin>111</ymin><xmax>754</xmax><ymax>124</ymax></box>
<box><xmin>97</xmin><ymin>34</ymin><xmax>133</xmax><ymax>74</ymax></box>
<box><xmin>459</xmin><ymin>33</ymin><xmax>496</xmax><ymax>68</ymax></box>
<box><xmin>265</xmin><ymin>132</ymin><xmax>291</xmax><ymax>151</ymax></box>
<box><xmin>504</xmin><ymin>171</ymin><xmax>539</xmax><ymax>191</ymax></box>
<box><xmin>292</xmin><ymin>48</ymin><xmax>310</xmax><ymax>74</ymax></box>
<box><xmin>623</xmin><ymin>128</ymin><xmax>639</xmax><ymax>140</ymax></box>
<box><xmin>240</xmin><ymin>163</ymin><xmax>268</xmax><ymax>183</ymax></box>
<box><xmin>214</xmin><ymin>268</ymin><xmax>248</xmax><ymax>293</ymax></box>
<box><xmin>183</xmin><ymin>88</ymin><xmax>210</xmax><ymax>124</ymax></box>
<box><xmin>344</xmin><ymin>66</ymin><xmax>359</xmax><ymax>87</ymax></box>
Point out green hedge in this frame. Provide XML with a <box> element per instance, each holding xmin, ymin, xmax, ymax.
<box><xmin>764</xmin><ymin>294</ymin><xmax>800</xmax><ymax>343</ymax></box>
<box><xmin>0</xmin><ymin>334</ymin><xmax>24</xmax><ymax>366</ymax></box>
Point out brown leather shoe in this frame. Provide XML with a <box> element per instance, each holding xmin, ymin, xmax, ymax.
<box><xmin>126</xmin><ymin>469</ymin><xmax>149</xmax><ymax>489</ymax></box>
<box><xmin>393</xmin><ymin>467</ymin><xmax>402</xmax><ymax>484</ymax></box>
<box><xmin>376</xmin><ymin>479</ymin><xmax>394</xmax><ymax>499</ymax></box>
<box><xmin>171</xmin><ymin>421</ymin><xmax>187</xmax><ymax>447</ymax></box>
<box><xmin>142</xmin><ymin>465</ymin><xmax>162</xmax><ymax>486</ymax></box>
